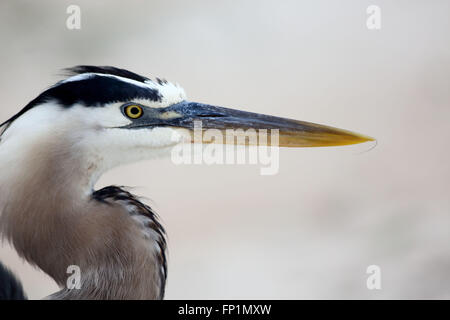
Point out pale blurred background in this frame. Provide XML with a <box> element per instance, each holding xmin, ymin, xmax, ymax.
<box><xmin>0</xmin><ymin>0</ymin><xmax>449</xmax><ymax>299</ymax></box>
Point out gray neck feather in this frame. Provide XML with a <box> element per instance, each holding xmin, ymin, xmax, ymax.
<box><xmin>0</xmin><ymin>137</ymin><xmax>166</xmax><ymax>299</ymax></box>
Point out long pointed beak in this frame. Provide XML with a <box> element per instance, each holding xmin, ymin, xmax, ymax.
<box><xmin>127</xmin><ymin>101</ymin><xmax>374</xmax><ymax>147</ymax></box>
<box><xmin>161</xmin><ymin>101</ymin><xmax>374</xmax><ymax>147</ymax></box>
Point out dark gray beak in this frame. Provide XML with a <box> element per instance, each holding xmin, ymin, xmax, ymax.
<box><xmin>126</xmin><ymin>101</ymin><xmax>374</xmax><ymax>147</ymax></box>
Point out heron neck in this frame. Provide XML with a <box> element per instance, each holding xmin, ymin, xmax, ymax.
<box><xmin>0</xmin><ymin>134</ymin><xmax>163</xmax><ymax>299</ymax></box>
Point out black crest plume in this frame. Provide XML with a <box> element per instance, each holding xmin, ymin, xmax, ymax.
<box><xmin>0</xmin><ymin>66</ymin><xmax>161</xmax><ymax>134</ymax></box>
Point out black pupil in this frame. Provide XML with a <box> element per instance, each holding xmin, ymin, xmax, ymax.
<box><xmin>130</xmin><ymin>107</ymin><xmax>139</xmax><ymax>115</ymax></box>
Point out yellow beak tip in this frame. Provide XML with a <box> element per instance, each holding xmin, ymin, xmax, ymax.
<box><xmin>360</xmin><ymin>135</ymin><xmax>376</xmax><ymax>143</ymax></box>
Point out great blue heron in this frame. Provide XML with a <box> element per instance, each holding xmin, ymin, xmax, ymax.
<box><xmin>0</xmin><ymin>66</ymin><xmax>373</xmax><ymax>299</ymax></box>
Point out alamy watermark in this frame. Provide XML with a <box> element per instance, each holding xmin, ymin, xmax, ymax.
<box><xmin>366</xmin><ymin>265</ymin><xmax>382</xmax><ymax>290</ymax></box>
<box><xmin>66</xmin><ymin>265</ymin><xmax>81</xmax><ymax>290</ymax></box>
<box><xmin>170</xmin><ymin>121</ymin><xmax>280</xmax><ymax>175</ymax></box>
<box><xmin>366</xmin><ymin>5</ymin><xmax>381</xmax><ymax>30</ymax></box>
<box><xmin>66</xmin><ymin>5</ymin><xmax>81</xmax><ymax>30</ymax></box>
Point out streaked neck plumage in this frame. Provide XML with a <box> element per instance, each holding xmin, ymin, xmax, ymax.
<box><xmin>0</xmin><ymin>104</ymin><xmax>167</xmax><ymax>299</ymax></box>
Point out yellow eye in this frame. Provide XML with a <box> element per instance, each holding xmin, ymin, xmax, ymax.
<box><xmin>124</xmin><ymin>105</ymin><xmax>143</xmax><ymax>119</ymax></box>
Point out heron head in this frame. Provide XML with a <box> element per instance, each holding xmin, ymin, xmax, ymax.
<box><xmin>0</xmin><ymin>66</ymin><xmax>373</xmax><ymax>179</ymax></box>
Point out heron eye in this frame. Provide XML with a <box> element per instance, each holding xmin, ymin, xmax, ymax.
<box><xmin>124</xmin><ymin>105</ymin><xmax>143</xmax><ymax>119</ymax></box>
